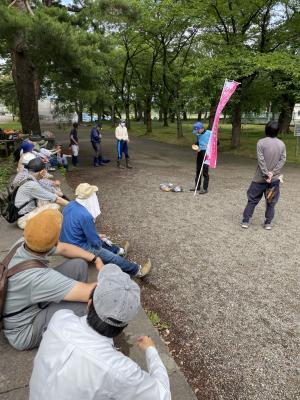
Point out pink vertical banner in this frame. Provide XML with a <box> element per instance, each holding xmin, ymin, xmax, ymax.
<box><xmin>207</xmin><ymin>80</ymin><xmax>240</xmax><ymax>168</ymax></box>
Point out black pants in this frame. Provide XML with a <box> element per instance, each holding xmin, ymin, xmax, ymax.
<box><xmin>195</xmin><ymin>150</ymin><xmax>209</xmax><ymax>190</ymax></box>
<box><xmin>91</xmin><ymin>142</ymin><xmax>103</xmax><ymax>158</ymax></box>
<box><xmin>242</xmin><ymin>180</ymin><xmax>280</xmax><ymax>224</ymax></box>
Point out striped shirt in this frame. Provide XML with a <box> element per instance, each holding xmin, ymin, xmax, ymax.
<box><xmin>15</xmin><ymin>175</ymin><xmax>57</xmax><ymax>215</ymax></box>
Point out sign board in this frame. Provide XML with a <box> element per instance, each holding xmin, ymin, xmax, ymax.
<box><xmin>294</xmin><ymin>123</ymin><xmax>300</xmax><ymax>136</ymax></box>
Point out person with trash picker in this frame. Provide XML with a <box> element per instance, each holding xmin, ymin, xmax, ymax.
<box><xmin>190</xmin><ymin>121</ymin><xmax>212</xmax><ymax>194</ymax></box>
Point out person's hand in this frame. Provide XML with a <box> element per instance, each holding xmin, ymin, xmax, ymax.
<box><xmin>137</xmin><ymin>336</ymin><xmax>155</xmax><ymax>352</ymax></box>
<box><xmin>265</xmin><ymin>171</ymin><xmax>273</xmax><ymax>183</ymax></box>
<box><xmin>53</xmin><ymin>180</ymin><xmax>61</xmax><ymax>187</ymax></box>
<box><xmin>99</xmin><ymin>233</ymin><xmax>107</xmax><ymax>239</ymax></box>
<box><xmin>95</xmin><ymin>257</ymin><xmax>104</xmax><ymax>271</ymax></box>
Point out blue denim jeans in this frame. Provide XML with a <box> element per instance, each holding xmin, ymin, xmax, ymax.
<box><xmin>117</xmin><ymin>140</ymin><xmax>129</xmax><ymax>160</ymax></box>
<box><xmin>102</xmin><ymin>241</ymin><xmax>120</xmax><ymax>255</ymax></box>
<box><xmin>242</xmin><ymin>180</ymin><xmax>280</xmax><ymax>224</ymax></box>
<box><xmin>89</xmin><ymin>246</ymin><xmax>139</xmax><ymax>276</ymax></box>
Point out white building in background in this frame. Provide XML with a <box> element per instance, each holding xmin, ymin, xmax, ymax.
<box><xmin>293</xmin><ymin>104</ymin><xmax>300</xmax><ymax>122</ymax></box>
<box><xmin>0</xmin><ymin>98</ymin><xmax>75</xmax><ymax>123</ymax></box>
<box><xmin>38</xmin><ymin>98</ymin><xmax>76</xmax><ymax>123</ymax></box>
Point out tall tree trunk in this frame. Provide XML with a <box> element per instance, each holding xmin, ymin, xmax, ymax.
<box><xmin>125</xmin><ymin>102</ymin><xmax>130</xmax><ymax>130</ymax></box>
<box><xmin>159</xmin><ymin>108</ymin><xmax>163</xmax><ymax>122</ymax></box>
<box><xmin>90</xmin><ymin>108</ymin><xmax>93</xmax><ymax>122</ymax></box>
<box><xmin>11</xmin><ymin>42</ymin><xmax>41</xmax><ymax>135</ymax></box>
<box><xmin>231</xmin><ymin>102</ymin><xmax>242</xmax><ymax>148</ymax></box>
<box><xmin>133</xmin><ymin>102</ymin><xmax>138</xmax><ymax>121</ymax></box>
<box><xmin>75</xmin><ymin>100</ymin><xmax>83</xmax><ymax>123</ymax></box>
<box><xmin>145</xmin><ymin>97</ymin><xmax>152</xmax><ymax>134</ymax></box>
<box><xmin>278</xmin><ymin>94</ymin><xmax>295</xmax><ymax>134</ymax></box>
<box><xmin>111</xmin><ymin>104</ymin><xmax>116</xmax><ymax>128</ymax></box>
<box><xmin>135</xmin><ymin>97</ymin><xmax>143</xmax><ymax>122</ymax></box>
<box><xmin>163</xmin><ymin>111</ymin><xmax>168</xmax><ymax>127</ymax></box>
<box><xmin>208</xmin><ymin>100</ymin><xmax>217</xmax><ymax>130</ymax></box>
<box><xmin>176</xmin><ymin>103</ymin><xmax>183</xmax><ymax>138</ymax></box>
<box><xmin>170</xmin><ymin>111</ymin><xmax>175</xmax><ymax>123</ymax></box>
<box><xmin>97</xmin><ymin>105</ymin><xmax>103</xmax><ymax>123</ymax></box>
<box><xmin>10</xmin><ymin>1</ymin><xmax>41</xmax><ymax>135</ymax></box>
<box><xmin>197</xmin><ymin>111</ymin><xmax>202</xmax><ymax>121</ymax></box>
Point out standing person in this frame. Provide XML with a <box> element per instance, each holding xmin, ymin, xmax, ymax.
<box><xmin>241</xmin><ymin>121</ymin><xmax>286</xmax><ymax>230</ymax></box>
<box><xmin>115</xmin><ymin>119</ymin><xmax>132</xmax><ymax>169</ymax></box>
<box><xmin>29</xmin><ymin>264</ymin><xmax>171</xmax><ymax>400</ymax></box>
<box><xmin>70</xmin><ymin>122</ymin><xmax>79</xmax><ymax>166</ymax></box>
<box><xmin>90</xmin><ymin>123</ymin><xmax>110</xmax><ymax>167</ymax></box>
<box><xmin>190</xmin><ymin>121</ymin><xmax>211</xmax><ymax>194</ymax></box>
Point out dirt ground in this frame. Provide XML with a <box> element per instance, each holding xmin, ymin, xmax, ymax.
<box><xmin>54</xmin><ymin>126</ymin><xmax>299</xmax><ymax>400</ymax></box>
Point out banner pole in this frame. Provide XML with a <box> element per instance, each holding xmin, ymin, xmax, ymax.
<box><xmin>193</xmin><ymin>150</ymin><xmax>207</xmax><ymax>197</ymax></box>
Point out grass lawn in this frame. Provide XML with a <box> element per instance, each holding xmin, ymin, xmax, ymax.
<box><xmin>0</xmin><ymin>156</ymin><xmax>15</xmax><ymax>191</ymax></box>
<box><xmin>111</xmin><ymin>120</ymin><xmax>300</xmax><ymax>164</ymax></box>
<box><xmin>0</xmin><ymin>121</ymin><xmax>22</xmax><ymax>131</ymax></box>
<box><xmin>1</xmin><ymin>119</ymin><xmax>299</xmax><ymax>164</ymax></box>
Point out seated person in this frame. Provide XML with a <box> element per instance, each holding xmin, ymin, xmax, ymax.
<box><xmin>17</xmin><ymin>141</ymin><xmax>36</xmax><ymax>172</ymax></box>
<box><xmin>14</xmin><ymin>158</ymin><xmax>68</xmax><ymax>229</ymax></box>
<box><xmin>29</xmin><ymin>264</ymin><xmax>171</xmax><ymax>400</ymax></box>
<box><xmin>2</xmin><ymin>209</ymin><xmax>104</xmax><ymax>351</ymax></box>
<box><xmin>60</xmin><ymin>183</ymin><xmax>151</xmax><ymax>278</ymax></box>
<box><xmin>55</xmin><ymin>144</ymin><xmax>72</xmax><ymax>171</ymax></box>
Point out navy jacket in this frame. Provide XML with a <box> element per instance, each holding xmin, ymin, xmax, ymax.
<box><xmin>90</xmin><ymin>127</ymin><xmax>101</xmax><ymax>143</ymax></box>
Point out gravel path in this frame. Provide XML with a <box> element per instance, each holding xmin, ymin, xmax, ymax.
<box><xmin>61</xmin><ymin>129</ymin><xmax>299</xmax><ymax>400</ymax></box>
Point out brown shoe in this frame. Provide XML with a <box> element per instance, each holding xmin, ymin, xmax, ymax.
<box><xmin>117</xmin><ymin>160</ymin><xmax>125</xmax><ymax>169</ymax></box>
<box><xmin>126</xmin><ymin>159</ymin><xmax>133</xmax><ymax>169</ymax></box>
<box><xmin>123</xmin><ymin>241</ymin><xmax>130</xmax><ymax>257</ymax></box>
<box><xmin>136</xmin><ymin>259</ymin><xmax>152</xmax><ymax>278</ymax></box>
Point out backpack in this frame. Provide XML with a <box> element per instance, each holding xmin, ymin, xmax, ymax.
<box><xmin>0</xmin><ymin>178</ymin><xmax>33</xmax><ymax>223</ymax></box>
<box><xmin>0</xmin><ymin>241</ymin><xmax>46</xmax><ymax>329</ymax></box>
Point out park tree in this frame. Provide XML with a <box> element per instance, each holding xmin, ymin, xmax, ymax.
<box><xmin>188</xmin><ymin>0</ymin><xmax>300</xmax><ymax>147</ymax></box>
<box><xmin>0</xmin><ymin>0</ymin><xmax>136</xmax><ymax>134</ymax></box>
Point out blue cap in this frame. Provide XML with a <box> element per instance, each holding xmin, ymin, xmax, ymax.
<box><xmin>21</xmin><ymin>141</ymin><xmax>34</xmax><ymax>153</ymax></box>
<box><xmin>192</xmin><ymin>121</ymin><xmax>203</xmax><ymax>134</ymax></box>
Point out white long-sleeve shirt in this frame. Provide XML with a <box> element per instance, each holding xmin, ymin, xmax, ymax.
<box><xmin>115</xmin><ymin>125</ymin><xmax>129</xmax><ymax>141</ymax></box>
<box><xmin>29</xmin><ymin>310</ymin><xmax>171</xmax><ymax>400</ymax></box>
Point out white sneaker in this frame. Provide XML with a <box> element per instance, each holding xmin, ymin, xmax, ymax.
<box><xmin>241</xmin><ymin>222</ymin><xmax>249</xmax><ymax>229</ymax></box>
<box><xmin>118</xmin><ymin>247</ymin><xmax>125</xmax><ymax>256</ymax></box>
<box><xmin>264</xmin><ymin>224</ymin><xmax>272</xmax><ymax>230</ymax></box>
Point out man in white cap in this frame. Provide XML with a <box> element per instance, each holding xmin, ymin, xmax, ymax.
<box><xmin>60</xmin><ymin>183</ymin><xmax>151</xmax><ymax>278</ymax></box>
<box><xmin>29</xmin><ymin>264</ymin><xmax>171</xmax><ymax>400</ymax></box>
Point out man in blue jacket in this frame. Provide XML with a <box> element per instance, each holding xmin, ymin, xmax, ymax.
<box><xmin>60</xmin><ymin>183</ymin><xmax>151</xmax><ymax>278</ymax></box>
<box><xmin>191</xmin><ymin>121</ymin><xmax>212</xmax><ymax>194</ymax></box>
<box><xmin>90</xmin><ymin>124</ymin><xmax>110</xmax><ymax>167</ymax></box>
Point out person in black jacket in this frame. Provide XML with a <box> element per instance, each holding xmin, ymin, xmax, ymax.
<box><xmin>70</xmin><ymin>123</ymin><xmax>79</xmax><ymax>166</ymax></box>
<box><xmin>90</xmin><ymin>124</ymin><xmax>110</xmax><ymax>167</ymax></box>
